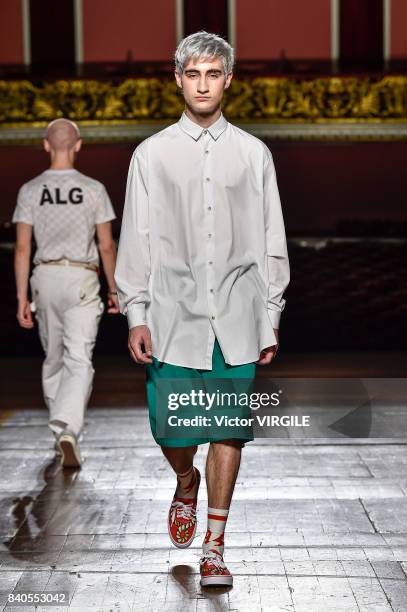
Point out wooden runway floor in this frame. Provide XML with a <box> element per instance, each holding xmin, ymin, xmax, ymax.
<box><xmin>0</xmin><ymin>404</ymin><xmax>407</xmax><ymax>611</ymax></box>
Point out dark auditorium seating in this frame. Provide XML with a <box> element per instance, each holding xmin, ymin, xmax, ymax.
<box><xmin>1</xmin><ymin>238</ymin><xmax>406</xmax><ymax>355</ymax></box>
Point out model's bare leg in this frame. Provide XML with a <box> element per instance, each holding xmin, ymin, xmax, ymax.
<box><xmin>162</xmin><ymin>445</ymin><xmax>199</xmax><ymax>497</ymax></box>
<box><xmin>201</xmin><ymin>439</ymin><xmax>242</xmax><ymax>570</ymax></box>
<box><xmin>163</xmin><ymin>445</ymin><xmax>200</xmax><ymax>548</ymax></box>
<box><xmin>206</xmin><ymin>439</ymin><xmax>241</xmax><ymax>508</ymax></box>
<box><xmin>161</xmin><ymin>445</ymin><xmax>198</xmax><ymax>475</ymax></box>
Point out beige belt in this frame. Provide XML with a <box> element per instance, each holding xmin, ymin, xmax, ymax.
<box><xmin>37</xmin><ymin>259</ymin><xmax>98</xmax><ymax>272</ymax></box>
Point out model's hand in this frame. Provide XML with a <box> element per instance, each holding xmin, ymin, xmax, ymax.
<box><xmin>256</xmin><ymin>329</ymin><xmax>279</xmax><ymax>365</ymax></box>
<box><xmin>17</xmin><ymin>298</ymin><xmax>34</xmax><ymax>329</ymax></box>
<box><xmin>107</xmin><ymin>293</ymin><xmax>120</xmax><ymax>314</ymax></box>
<box><xmin>128</xmin><ymin>325</ymin><xmax>153</xmax><ymax>364</ymax></box>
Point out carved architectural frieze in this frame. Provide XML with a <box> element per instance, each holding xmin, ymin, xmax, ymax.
<box><xmin>1</xmin><ymin>76</ymin><xmax>406</xmax><ymax>142</ymax></box>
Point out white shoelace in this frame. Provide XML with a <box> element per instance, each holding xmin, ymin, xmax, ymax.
<box><xmin>200</xmin><ymin>551</ymin><xmax>227</xmax><ymax>571</ymax></box>
<box><xmin>171</xmin><ymin>500</ymin><xmax>196</xmax><ymax>522</ymax></box>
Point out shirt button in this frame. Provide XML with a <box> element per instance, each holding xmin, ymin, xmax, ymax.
<box><xmin>208</xmin><ymin>261</ymin><xmax>213</xmax><ymax>265</ymax></box>
<box><xmin>210</xmin><ymin>289</ymin><xmax>214</xmax><ymax>293</ymax></box>
<box><xmin>211</xmin><ymin>316</ymin><xmax>215</xmax><ymax>320</ymax></box>
<box><xmin>203</xmin><ymin>129</ymin><xmax>207</xmax><ymax>134</ymax></box>
<box><xmin>207</xmin><ymin>206</ymin><xmax>212</xmax><ymax>210</ymax></box>
<box><xmin>208</xmin><ymin>233</ymin><xmax>212</xmax><ymax>238</ymax></box>
<box><xmin>205</xmin><ymin>150</ymin><xmax>209</xmax><ymax>154</ymax></box>
<box><xmin>206</xmin><ymin>177</ymin><xmax>210</xmax><ymax>182</ymax></box>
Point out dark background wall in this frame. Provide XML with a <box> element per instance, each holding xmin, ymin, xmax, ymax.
<box><xmin>1</xmin><ymin>138</ymin><xmax>406</xmax><ymax>357</ymax></box>
<box><xmin>1</xmin><ymin>140</ymin><xmax>407</xmax><ymax>236</ymax></box>
<box><xmin>30</xmin><ymin>0</ymin><xmax>75</xmax><ymax>69</ymax></box>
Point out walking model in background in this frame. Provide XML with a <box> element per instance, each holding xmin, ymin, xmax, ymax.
<box><xmin>13</xmin><ymin>118</ymin><xmax>119</xmax><ymax>468</ymax></box>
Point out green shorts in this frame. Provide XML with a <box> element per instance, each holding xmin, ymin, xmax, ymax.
<box><xmin>146</xmin><ymin>338</ymin><xmax>256</xmax><ymax>448</ymax></box>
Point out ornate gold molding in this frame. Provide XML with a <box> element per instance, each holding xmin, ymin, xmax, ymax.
<box><xmin>1</xmin><ymin>76</ymin><xmax>407</xmax><ymax>142</ymax></box>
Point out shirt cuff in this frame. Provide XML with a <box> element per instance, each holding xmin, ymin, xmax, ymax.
<box><xmin>96</xmin><ymin>214</ymin><xmax>116</xmax><ymax>224</ymax></box>
<box><xmin>267</xmin><ymin>308</ymin><xmax>281</xmax><ymax>330</ymax></box>
<box><xmin>126</xmin><ymin>304</ymin><xmax>147</xmax><ymax>329</ymax></box>
<box><xmin>12</xmin><ymin>217</ymin><xmax>33</xmax><ymax>225</ymax></box>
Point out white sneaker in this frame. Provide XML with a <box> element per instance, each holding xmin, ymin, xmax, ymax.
<box><xmin>57</xmin><ymin>430</ymin><xmax>82</xmax><ymax>468</ymax></box>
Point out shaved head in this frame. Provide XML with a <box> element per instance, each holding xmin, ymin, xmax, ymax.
<box><xmin>45</xmin><ymin>118</ymin><xmax>81</xmax><ymax>152</ymax></box>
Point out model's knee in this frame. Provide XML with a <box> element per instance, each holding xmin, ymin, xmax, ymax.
<box><xmin>64</xmin><ymin>345</ymin><xmax>94</xmax><ymax>368</ymax></box>
<box><xmin>161</xmin><ymin>444</ymin><xmax>198</xmax><ymax>471</ymax></box>
<box><xmin>43</xmin><ymin>354</ymin><xmax>63</xmax><ymax>370</ymax></box>
<box><xmin>211</xmin><ymin>439</ymin><xmax>243</xmax><ymax>450</ymax></box>
<box><xmin>161</xmin><ymin>445</ymin><xmax>197</xmax><ymax>459</ymax></box>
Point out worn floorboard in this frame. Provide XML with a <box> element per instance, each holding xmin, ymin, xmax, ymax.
<box><xmin>0</xmin><ymin>407</ymin><xmax>406</xmax><ymax>611</ymax></box>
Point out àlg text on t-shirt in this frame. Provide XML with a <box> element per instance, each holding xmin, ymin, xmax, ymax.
<box><xmin>40</xmin><ymin>185</ymin><xmax>84</xmax><ymax>205</ymax></box>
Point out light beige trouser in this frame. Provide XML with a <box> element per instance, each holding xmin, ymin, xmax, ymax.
<box><xmin>30</xmin><ymin>265</ymin><xmax>104</xmax><ymax>437</ymax></box>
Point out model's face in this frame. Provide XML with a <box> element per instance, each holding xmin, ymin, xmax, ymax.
<box><xmin>175</xmin><ymin>56</ymin><xmax>232</xmax><ymax>114</ymax></box>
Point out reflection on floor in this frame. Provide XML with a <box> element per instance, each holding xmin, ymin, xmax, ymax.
<box><xmin>0</xmin><ymin>408</ymin><xmax>407</xmax><ymax>611</ymax></box>
<box><xmin>2</xmin><ymin>351</ymin><xmax>407</xmax><ymax>410</ymax></box>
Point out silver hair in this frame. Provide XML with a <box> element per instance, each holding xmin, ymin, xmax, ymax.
<box><xmin>174</xmin><ymin>30</ymin><xmax>234</xmax><ymax>76</ymax></box>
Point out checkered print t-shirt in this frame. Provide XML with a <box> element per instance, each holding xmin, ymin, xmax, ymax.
<box><xmin>12</xmin><ymin>169</ymin><xmax>116</xmax><ymax>265</ymax></box>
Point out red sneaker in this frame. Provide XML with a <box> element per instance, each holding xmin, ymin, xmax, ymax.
<box><xmin>200</xmin><ymin>549</ymin><xmax>233</xmax><ymax>587</ymax></box>
<box><xmin>168</xmin><ymin>467</ymin><xmax>201</xmax><ymax>548</ymax></box>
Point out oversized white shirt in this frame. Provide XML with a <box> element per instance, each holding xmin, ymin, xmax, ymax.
<box><xmin>114</xmin><ymin>111</ymin><xmax>290</xmax><ymax>369</ymax></box>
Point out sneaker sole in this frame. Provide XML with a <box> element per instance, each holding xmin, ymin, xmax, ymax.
<box><xmin>58</xmin><ymin>438</ymin><xmax>81</xmax><ymax>468</ymax></box>
<box><xmin>200</xmin><ymin>574</ymin><xmax>233</xmax><ymax>587</ymax></box>
<box><xmin>168</xmin><ymin>468</ymin><xmax>201</xmax><ymax>548</ymax></box>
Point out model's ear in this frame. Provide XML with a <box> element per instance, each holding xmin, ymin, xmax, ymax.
<box><xmin>174</xmin><ymin>70</ymin><xmax>182</xmax><ymax>89</ymax></box>
<box><xmin>224</xmin><ymin>72</ymin><xmax>233</xmax><ymax>90</ymax></box>
<box><xmin>43</xmin><ymin>139</ymin><xmax>50</xmax><ymax>152</ymax></box>
<box><xmin>74</xmin><ymin>138</ymin><xmax>83</xmax><ymax>153</ymax></box>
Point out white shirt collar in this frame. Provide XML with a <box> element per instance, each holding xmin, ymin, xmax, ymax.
<box><xmin>178</xmin><ymin>111</ymin><xmax>228</xmax><ymax>141</ymax></box>
<box><xmin>44</xmin><ymin>168</ymin><xmax>78</xmax><ymax>174</ymax></box>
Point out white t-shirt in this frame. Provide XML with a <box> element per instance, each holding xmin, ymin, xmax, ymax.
<box><xmin>12</xmin><ymin>169</ymin><xmax>116</xmax><ymax>265</ymax></box>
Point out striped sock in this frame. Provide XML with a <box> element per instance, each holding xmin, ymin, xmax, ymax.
<box><xmin>175</xmin><ymin>465</ymin><xmax>198</xmax><ymax>499</ymax></box>
<box><xmin>202</xmin><ymin>507</ymin><xmax>229</xmax><ymax>555</ymax></box>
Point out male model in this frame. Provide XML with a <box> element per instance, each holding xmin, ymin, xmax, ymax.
<box><xmin>13</xmin><ymin>118</ymin><xmax>119</xmax><ymax>468</ymax></box>
<box><xmin>115</xmin><ymin>31</ymin><xmax>290</xmax><ymax>586</ymax></box>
